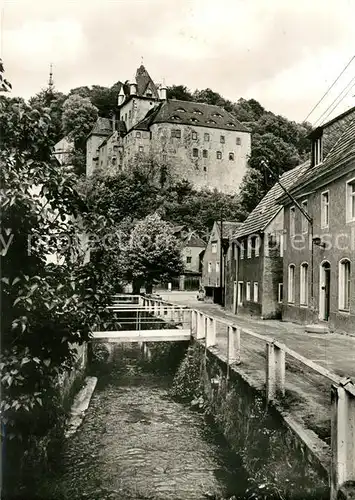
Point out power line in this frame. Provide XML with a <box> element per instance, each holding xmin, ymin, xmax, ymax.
<box><xmin>314</xmin><ymin>75</ymin><xmax>355</xmax><ymax>127</ymax></box>
<box><xmin>303</xmin><ymin>54</ymin><xmax>355</xmax><ymax>123</ymax></box>
<box><xmin>322</xmin><ymin>77</ymin><xmax>355</xmax><ymax>125</ymax></box>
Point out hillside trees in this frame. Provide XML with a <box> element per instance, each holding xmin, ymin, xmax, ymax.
<box><xmin>0</xmin><ymin>96</ymin><xmax>107</xmax><ymax>492</ymax></box>
<box><xmin>117</xmin><ymin>214</ymin><xmax>184</xmax><ymax>293</ymax></box>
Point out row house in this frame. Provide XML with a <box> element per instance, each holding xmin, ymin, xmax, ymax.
<box><xmin>202</xmin><ymin>221</ymin><xmax>242</xmax><ymax>304</ymax></box>
<box><xmin>278</xmin><ymin>106</ymin><xmax>355</xmax><ymax>334</ymax></box>
<box><xmin>231</xmin><ymin>161</ymin><xmax>310</xmax><ymax>318</ymax></box>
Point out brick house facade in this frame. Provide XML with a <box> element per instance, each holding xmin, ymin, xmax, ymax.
<box><xmin>279</xmin><ymin>107</ymin><xmax>355</xmax><ymax>334</ymax></box>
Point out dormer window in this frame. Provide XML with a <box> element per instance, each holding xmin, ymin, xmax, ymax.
<box><xmin>190</xmin><ymin>117</ymin><xmax>199</xmax><ymax>123</ymax></box>
<box><xmin>227</xmin><ymin>122</ymin><xmax>235</xmax><ymax>127</ymax></box>
<box><xmin>206</xmin><ymin>120</ymin><xmax>216</xmax><ymax>124</ymax></box>
<box><xmin>212</xmin><ymin>113</ymin><xmax>223</xmax><ymax>118</ymax></box>
<box><xmin>193</xmin><ymin>109</ymin><xmax>202</xmax><ymax>115</ymax></box>
<box><xmin>313</xmin><ymin>136</ymin><xmax>323</xmax><ymax>166</ymax></box>
<box><xmin>171</xmin><ymin>115</ymin><xmax>181</xmax><ymax>121</ymax></box>
<box><xmin>176</xmin><ymin>108</ymin><xmax>186</xmax><ymax>112</ymax></box>
<box><xmin>146</xmin><ymin>92</ymin><xmax>152</xmax><ymax>97</ymax></box>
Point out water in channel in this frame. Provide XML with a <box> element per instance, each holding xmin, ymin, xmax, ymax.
<box><xmin>38</xmin><ymin>344</ymin><xmax>248</xmax><ymax>500</ymax></box>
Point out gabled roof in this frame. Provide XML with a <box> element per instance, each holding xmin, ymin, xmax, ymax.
<box><xmin>135</xmin><ymin>65</ymin><xmax>160</xmax><ymax>99</ymax></box>
<box><xmin>184</xmin><ymin>233</ymin><xmax>206</xmax><ymax>248</ymax></box>
<box><xmin>216</xmin><ymin>221</ymin><xmax>243</xmax><ymax>239</ymax></box>
<box><xmin>89</xmin><ymin>117</ymin><xmax>113</xmax><ymax>137</ymax></box>
<box><xmin>133</xmin><ymin>99</ymin><xmax>250</xmax><ymax>133</ymax></box>
<box><xmin>234</xmin><ymin>161</ymin><xmax>311</xmax><ymax>239</ymax></box>
<box><xmin>284</xmin><ymin>117</ymin><xmax>355</xmax><ymax>197</ymax></box>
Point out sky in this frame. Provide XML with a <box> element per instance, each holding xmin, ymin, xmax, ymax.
<box><xmin>1</xmin><ymin>0</ymin><xmax>355</xmax><ymax>124</ymax></box>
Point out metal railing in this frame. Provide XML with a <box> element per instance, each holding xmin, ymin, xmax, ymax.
<box><xmin>135</xmin><ymin>294</ymin><xmax>355</xmax><ymax>499</ymax></box>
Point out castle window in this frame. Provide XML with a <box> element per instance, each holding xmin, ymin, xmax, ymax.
<box><xmin>212</xmin><ymin>113</ymin><xmax>223</xmax><ymax>118</ymax></box>
<box><xmin>113</xmin><ymin>145</ymin><xmax>118</xmax><ymax>152</ymax></box>
<box><xmin>125</xmin><ymin>113</ymin><xmax>127</xmax><ymax>121</ymax></box>
<box><xmin>220</xmin><ymin>135</ymin><xmax>225</xmax><ymax>144</ymax></box>
<box><xmin>139</xmin><ymin>146</ymin><xmax>144</xmax><ymax>153</ymax></box>
<box><xmin>192</xmin><ymin>131</ymin><xmax>198</xmax><ymax>140</ymax></box>
<box><xmin>136</xmin><ymin>131</ymin><xmax>141</xmax><ymax>138</ymax></box>
<box><xmin>203</xmin><ymin>166</ymin><xmax>207</xmax><ymax>172</ymax></box>
<box><xmin>204</xmin><ymin>133</ymin><xmax>210</xmax><ymax>142</ymax></box>
<box><xmin>203</xmin><ymin>149</ymin><xmax>208</xmax><ymax>158</ymax></box>
<box><xmin>236</xmin><ymin>137</ymin><xmax>241</xmax><ymax>145</ymax></box>
<box><xmin>216</xmin><ymin>151</ymin><xmax>222</xmax><ymax>160</ymax></box>
<box><xmin>112</xmin><ymin>157</ymin><xmax>117</xmax><ymax>165</ymax></box>
<box><xmin>171</xmin><ymin>129</ymin><xmax>181</xmax><ymax>138</ymax></box>
<box><xmin>190</xmin><ymin>118</ymin><xmax>198</xmax><ymax>123</ymax></box>
<box><xmin>229</xmin><ymin>152</ymin><xmax>234</xmax><ymax>161</ymax></box>
<box><xmin>192</xmin><ymin>148</ymin><xmax>198</xmax><ymax>157</ymax></box>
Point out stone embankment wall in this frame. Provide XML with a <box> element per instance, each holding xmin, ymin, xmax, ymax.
<box><xmin>185</xmin><ymin>341</ymin><xmax>330</xmax><ymax>500</ymax></box>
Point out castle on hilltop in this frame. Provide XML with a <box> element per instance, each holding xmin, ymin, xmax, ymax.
<box><xmin>86</xmin><ymin>65</ymin><xmax>251</xmax><ymax>194</ymax></box>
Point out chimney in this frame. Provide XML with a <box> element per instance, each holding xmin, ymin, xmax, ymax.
<box><xmin>160</xmin><ymin>86</ymin><xmax>167</xmax><ymax>100</ymax></box>
<box><xmin>130</xmin><ymin>81</ymin><xmax>137</xmax><ymax>95</ymax></box>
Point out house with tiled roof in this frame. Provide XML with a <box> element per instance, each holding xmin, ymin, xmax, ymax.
<box><xmin>202</xmin><ymin>221</ymin><xmax>242</xmax><ymax>304</ymax></box>
<box><xmin>277</xmin><ymin>106</ymin><xmax>355</xmax><ymax>334</ymax></box>
<box><xmin>229</xmin><ymin>161</ymin><xmax>311</xmax><ymax>318</ymax></box>
<box><xmin>86</xmin><ymin>65</ymin><xmax>251</xmax><ymax>193</ymax></box>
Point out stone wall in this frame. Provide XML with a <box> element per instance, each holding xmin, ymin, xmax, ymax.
<box><xmin>188</xmin><ymin>341</ymin><xmax>330</xmax><ymax>499</ymax></box>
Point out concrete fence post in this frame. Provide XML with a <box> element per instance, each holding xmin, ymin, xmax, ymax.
<box><xmin>206</xmin><ymin>316</ymin><xmax>216</xmax><ymax>347</ymax></box>
<box><xmin>196</xmin><ymin>312</ymin><xmax>206</xmax><ymax>340</ymax></box>
<box><xmin>154</xmin><ymin>300</ymin><xmax>159</xmax><ymax>317</ymax></box>
<box><xmin>266</xmin><ymin>341</ymin><xmax>285</xmax><ymax>401</ymax></box>
<box><xmin>228</xmin><ymin>326</ymin><xmax>241</xmax><ymax>365</ymax></box>
<box><xmin>191</xmin><ymin>310</ymin><xmax>197</xmax><ymax>335</ymax></box>
<box><xmin>330</xmin><ymin>380</ymin><xmax>355</xmax><ymax>499</ymax></box>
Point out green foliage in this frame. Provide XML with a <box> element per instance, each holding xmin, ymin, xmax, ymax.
<box><xmin>118</xmin><ymin>213</ymin><xmax>184</xmax><ymax>290</ymax></box>
<box><xmin>69</xmin><ymin>82</ymin><xmax>121</xmax><ymax>117</ymax></box>
<box><xmin>0</xmin><ymin>96</ymin><xmax>108</xmax><ymax>448</ymax></box>
<box><xmin>62</xmin><ymin>94</ymin><xmax>98</xmax><ymax>153</ymax></box>
<box><xmin>170</xmin><ymin>344</ymin><xmax>204</xmax><ymax>401</ymax></box>
<box><xmin>29</xmin><ymin>89</ymin><xmax>67</xmax><ymax>144</ymax></box>
<box><xmin>167</xmin><ymin>84</ymin><xmax>193</xmax><ymax>101</ymax></box>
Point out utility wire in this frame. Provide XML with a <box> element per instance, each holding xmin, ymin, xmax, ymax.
<box><xmin>315</xmin><ymin>76</ymin><xmax>355</xmax><ymax>127</ymax></box>
<box><xmin>303</xmin><ymin>54</ymin><xmax>355</xmax><ymax>123</ymax></box>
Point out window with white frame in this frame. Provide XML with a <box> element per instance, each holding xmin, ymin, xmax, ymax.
<box><xmin>255</xmin><ymin>235</ymin><xmax>260</xmax><ymax>257</ymax></box>
<box><xmin>238</xmin><ymin>282</ymin><xmax>243</xmax><ymax>305</ymax></box>
<box><xmin>300</xmin><ymin>263</ymin><xmax>309</xmax><ymax>305</ymax></box>
<box><xmin>192</xmin><ymin>131</ymin><xmax>198</xmax><ymax>140</ymax></box>
<box><xmin>321</xmin><ymin>191</ymin><xmax>329</xmax><ymax>228</ymax></box>
<box><xmin>346</xmin><ymin>179</ymin><xmax>355</xmax><ymax>222</ymax></box>
<box><xmin>290</xmin><ymin>206</ymin><xmax>296</xmax><ymax>237</ymax></box>
<box><xmin>278</xmin><ymin>283</ymin><xmax>283</xmax><ymax>303</ymax></box>
<box><xmin>247</xmin><ymin>236</ymin><xmax>252</xmax><ymax>258</ymax></box>
<box><xmin>240</xmin><ymin>241</ymin><xmax>245</xmax><ymax>260</ymax></box>
<box><xmin>208</xmin><ymin>262</ymin><xmax>212</xmax><ymax>273</ymax></box>
<box><xmin>339</xmin><ymin>259</ymin><xmax>351</xmax><ymax>311</ymax></box>
<box><xmin>288</xmin><ymin>264</ymin><xmax>295</xmax><ymax>303</ymax></box>
<box><xmin>211</xmin><ymin>242</ymin><xmax>217</xmax><ymax>254</ymax></box>
<box><xmin>301</xmin><ymin>200</ymin><xmax>308</xmax><ymax>234</ymax></box>
<box><xmin>314</xmin><ymin>136</ymin><xmax>323</xmax><ymax>166</ymax></box>
<box><xmin>253</xmin><ymin>282</ymin><xmax>258</xmax><ymax>303</ymax></box>
<box><xmin>246</xmin><ymin>282</ymin><xmax>251</xmax><ymax>301</ymax></box>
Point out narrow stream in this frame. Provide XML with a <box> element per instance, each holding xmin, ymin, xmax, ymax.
<box><xmin>37</xmin><ymin>344</ymin><xmax>249</xmax><ymax>500</ymax></box>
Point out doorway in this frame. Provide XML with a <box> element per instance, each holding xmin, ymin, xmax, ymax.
<box><xmin>320</xmin><ymin>262</ymin><xmax>331</xmax><ymax>321</ymax></box>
